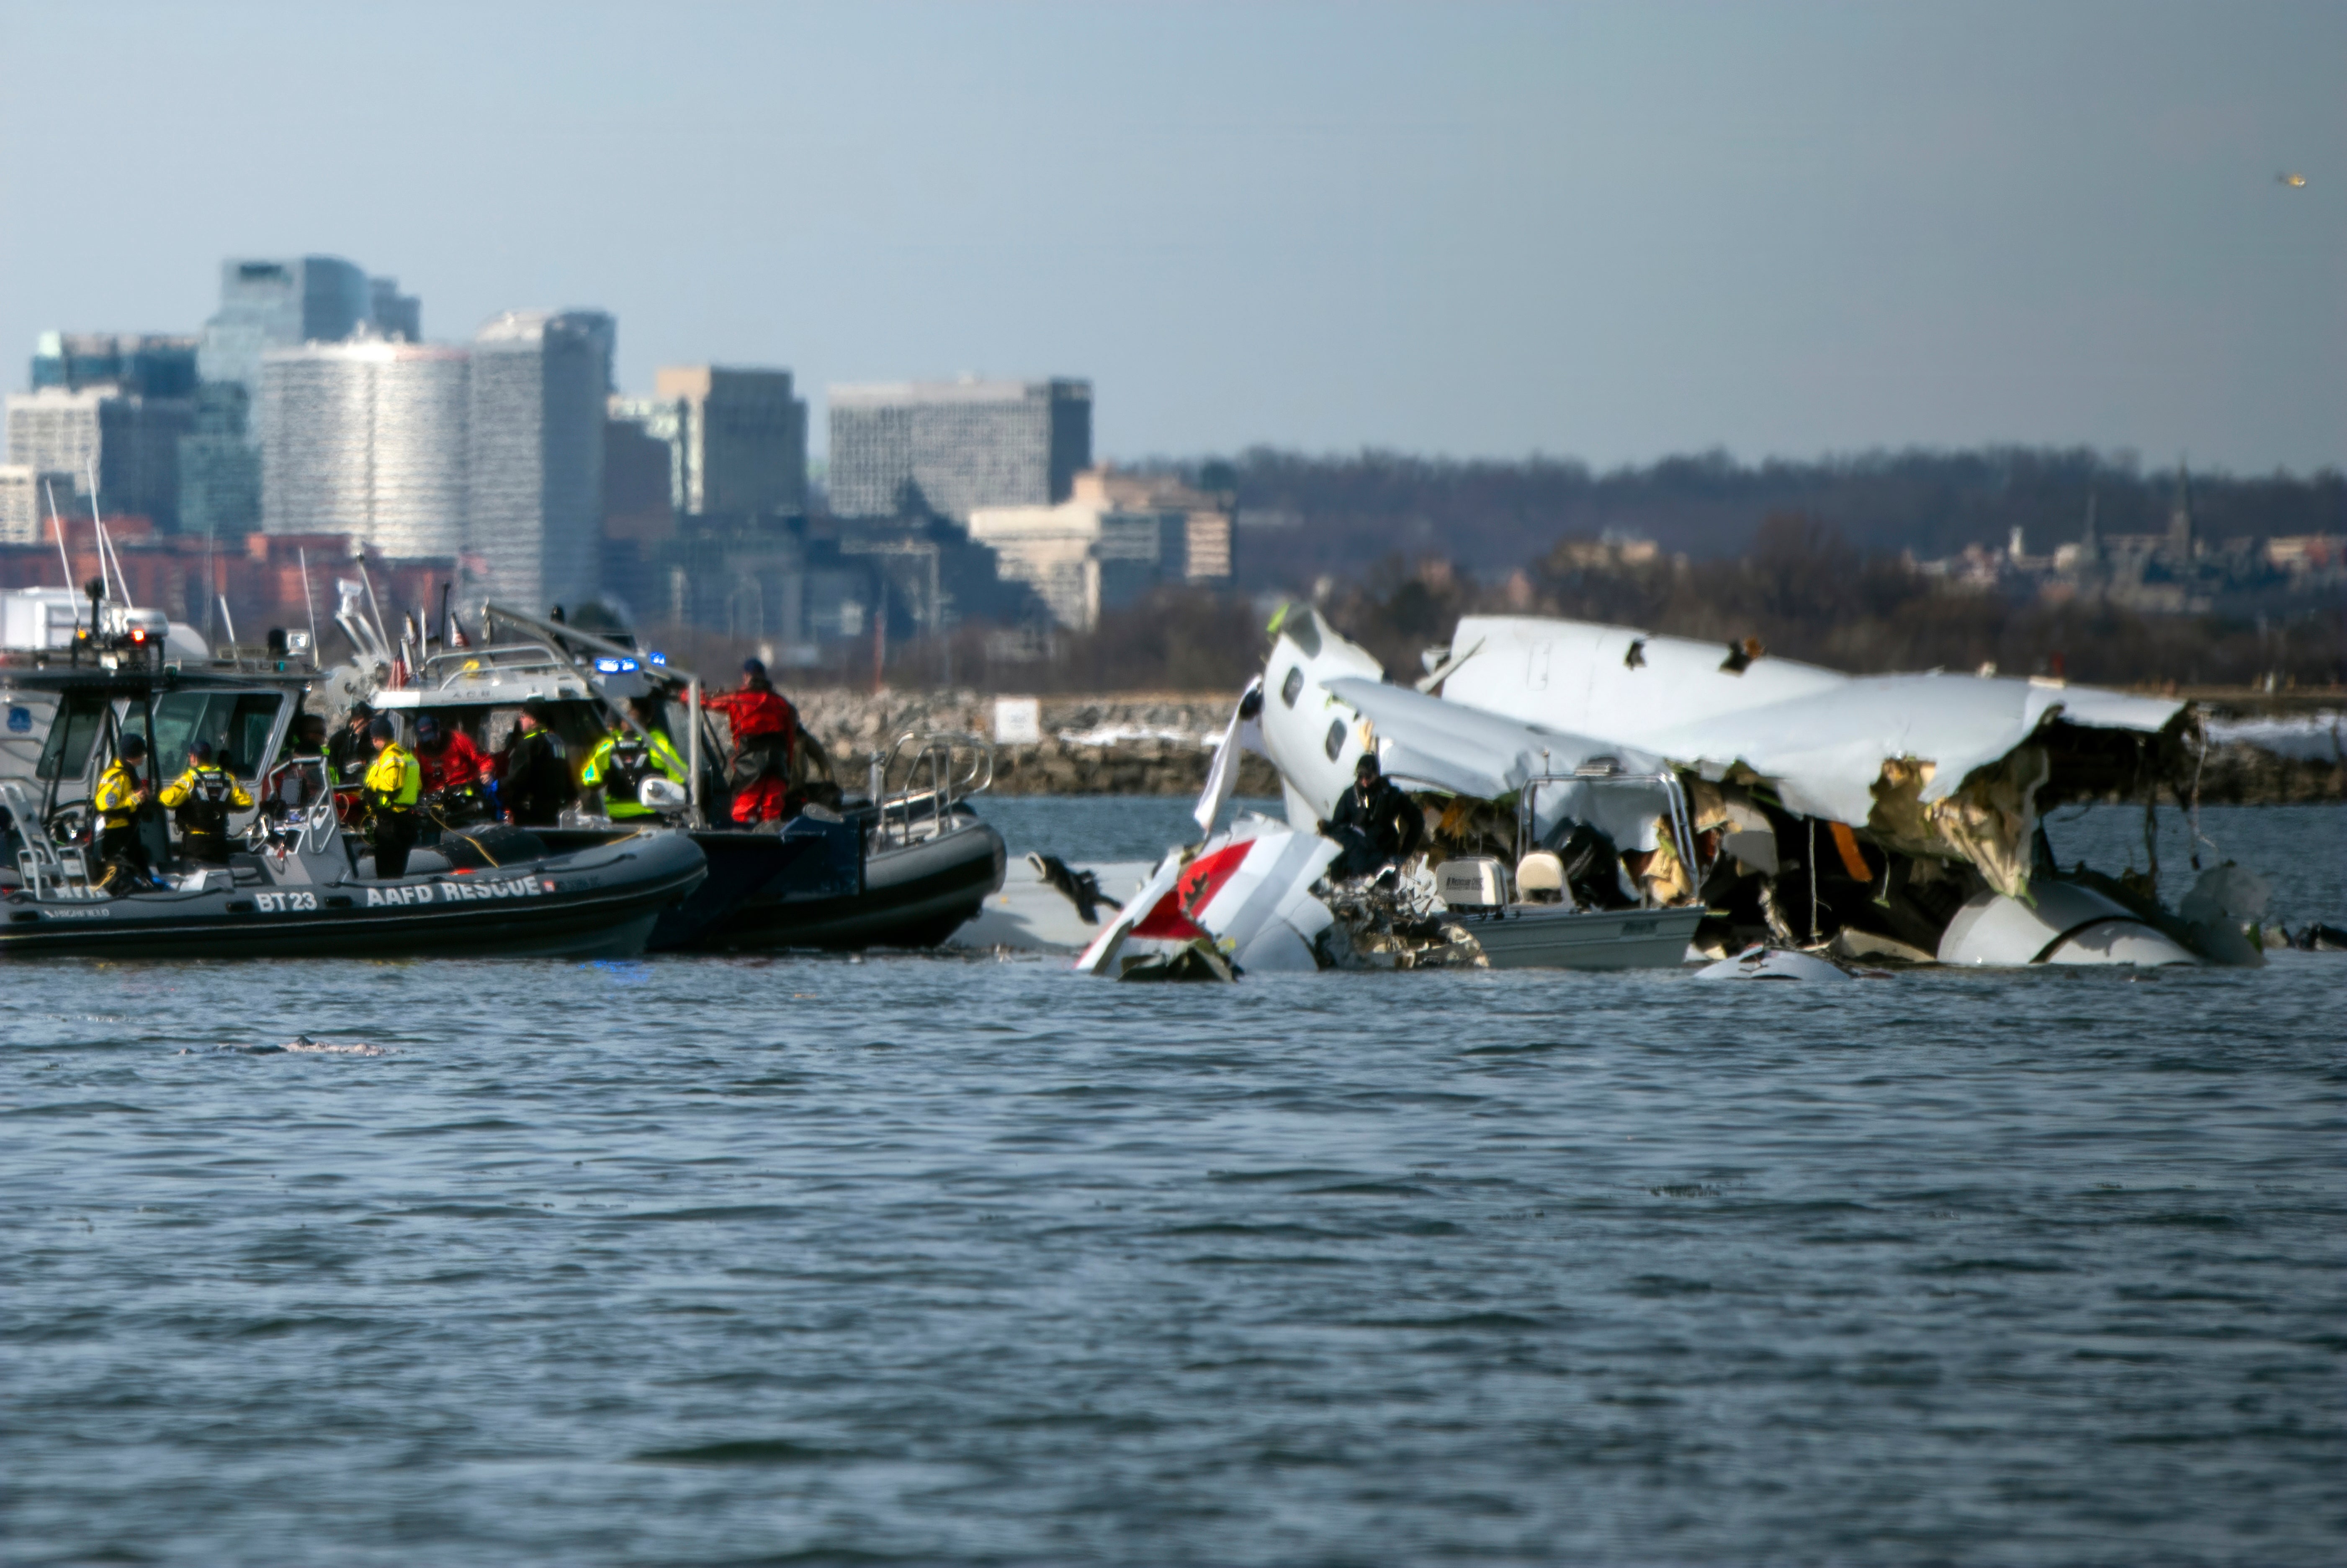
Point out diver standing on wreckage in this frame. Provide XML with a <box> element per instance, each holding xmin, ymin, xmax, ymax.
<box><xmin>1320</xmin><ymin>753</ymin><xmax>1424</xmax><ymax>878</ymax></box>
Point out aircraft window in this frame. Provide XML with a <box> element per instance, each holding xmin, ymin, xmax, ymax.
<box><xmin>1324</xmin><ymin>718</ymin><xmax>1346</xmax><ymax>761</ymax></box>
<box><xmin>1280</xmin><ymin>667</ymin><xmax>1305</xmax><ymax>708</ymax></box>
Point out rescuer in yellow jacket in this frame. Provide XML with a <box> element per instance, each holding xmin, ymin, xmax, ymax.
<box><xmin>580</xmin><ymin>697</ymin><xmax>689</xmax><ymax>819</ymax></box>
<box><xmin>361</xmin><ymin>715</ymin><xmax>423</xmax><ymax>877</ymax></box>
<box><xmin>93</xmin><ymin>732</ymin><xmax>156</xmax><ymax>890</ymax></box>
<box><xmin>159</xmin><ymin>738</ymin><xmax>255</xmax><ymax>866</ymax></box>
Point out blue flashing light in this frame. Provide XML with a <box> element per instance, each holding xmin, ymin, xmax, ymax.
<box><xmin>593</xmin><ymin>655</ymin><xmax>640</xmax><ymax>675</ymax></box>
<box><xmin>647</xmin><ymin>650</ymin><xmax>667</xmax><ymax>667</ymax></box>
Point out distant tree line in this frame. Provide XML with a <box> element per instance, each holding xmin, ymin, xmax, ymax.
<box><xmin>1315</xmin><ymin>516</ymin><xmax>2344</xmax><ymax>689</ymax></box>
<box><xmin>1155</xmin><ymin>446</ymin><xmax>2344</xmax><ymax>589</ymax></box>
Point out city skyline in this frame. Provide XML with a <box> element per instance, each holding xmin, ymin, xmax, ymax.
<box><xmin>0</xmin><ymin>2</ymin><xmax>2337</xmax><ymax>476</ymax></box>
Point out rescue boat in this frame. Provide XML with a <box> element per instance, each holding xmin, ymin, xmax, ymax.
<box><xmin>0</xmin><ymin>653</ymin><xmax>706</xmax><ymax>959</ymax></box>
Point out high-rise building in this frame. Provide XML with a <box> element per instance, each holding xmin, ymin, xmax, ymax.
<box><xmin>369</xmin><ymin>278</ymin><xmax>422</xmax><ymax>343</ymax></box>
<box><xmin>5</xmin><ymin>385</ymin><xmax>195</xmax><ymax>532</ymax></box>
<box><xmin>966</xmin><ymin>467</ymin><xmax>1231</xmax><ymax>631</ymax></box>
<box><xmin>826</xmin><ymin>378</ymin><xmax>1091</xmax><ymax>520</ymax></box>
<box><xmin>650</xmin><ymin>365</ymin><xmax>808</xmax><ymax>517</ymax></box>
<box><xmin>468</xmin><ymin>311</ymin><xmax>610</xmax><ymax>614</ymax></box>
<box><xmin>0</xmin><ymin>465</ymin><xmax>85</xmax><ymax>545</ymax></box>
<box><xmin>178</xmin><ymin>384</ymin><xmax>262</xmax><ymax>543</ymax></box>
<box><xmin>257</xmin><ymin>341</ymin><xmax>470</xmax><ymax>559</ymax></box>
<box><xmin>198</xmin><ymin>255</ymin><xmax>420</xmax><ymax>393</ymax></box>
<box><xmin>31</xmin><ymin>332</ymin><xmax>200</xmax><ymax>399</ymax></box>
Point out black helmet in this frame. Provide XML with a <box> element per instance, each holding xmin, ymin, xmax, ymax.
<box><xmin>1354</xmin><ymin>752</ymin><xmax>1381</xmax><ymax>778</ymax></box>
<box><xmin>521</xmin><ymin>697</ymin><xmax>552</xmax><ymax>723</ymax></box>
<box><xmin>189</xmin><ymin>739</ymin><xmax>215</xmax><ymax>763</ymax></box>
<box><xmin>414</xmin><ymin>715</ymin><xmax>442</xmax><ymax>745</ymax></box>
<box><xmin>368</xmin><ymin>715</ymin><xmax>396</xmax><ymax>741</ymax></box>
<box><xmin>119</xmin><ymin>733</ymin><xmax>147</xmax><ymax>760</ymax></box>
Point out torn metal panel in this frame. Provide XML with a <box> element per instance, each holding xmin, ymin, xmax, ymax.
<box><xmin>1443</xmin><ymin>615</ymin><xmax>2183</xmax><ymax>827</ymax></box>
<box><xmin>1438</xmin><ymin>614</ymin><xmax>2186</xmax><ymax>900</ymax></box>
<box><xmin>1192</xmin><ymin>676</ymin><xmax>1265</xmax><ymax>840</ymax></box>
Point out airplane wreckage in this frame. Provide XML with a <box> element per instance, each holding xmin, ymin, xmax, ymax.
<box><xmin>1062</xmin><ymin>606</ymin><xmax>2278</xmax><ymax>981</ymax></box>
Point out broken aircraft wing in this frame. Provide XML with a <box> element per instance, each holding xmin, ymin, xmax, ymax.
<box><xmin>1436</xmin><ymin>615</ymin><xmax>2186</xmax><ymax>890</ymax></box>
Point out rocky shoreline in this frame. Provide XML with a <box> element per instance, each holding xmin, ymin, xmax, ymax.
<box><xmin>794</xmin><ymin>689</ymin><xmax>1280</xmax><ymax>798</ymax></box>
<box><xmin>785</xmin><ymin>687</ymin><xmax>2342</xmax><ymax>804</ymax></box>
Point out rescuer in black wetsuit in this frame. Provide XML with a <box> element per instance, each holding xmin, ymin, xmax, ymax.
<box><xmin>327</xmin><ymin>701</ymin><xmax>377</xmax><ymax>786</ymax></box>
<box><xmin>1319</xmin><ymin>753</ymin><xmax>1424</xmax><ymax>879</ymax></box>
<box><xmin>498</xmin><ymin>697</ymin><xmax>574</xmax><ymax>827</ymax></box>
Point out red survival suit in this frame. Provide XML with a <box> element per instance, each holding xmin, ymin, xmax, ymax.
<box><xmin>707</xmin><ymin>684</ymin><xmax>798</xmax><ymax>824</ymax></box>
<box><xmin>417</xmin><ymin>728</ymin><xmax>487</xmax><ymax>794</ymax></box>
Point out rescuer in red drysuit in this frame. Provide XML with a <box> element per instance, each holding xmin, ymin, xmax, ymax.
<box><xmin>413</xmin><ymin>714</ymin><xmax>488</xmax><ymax>795</ymax></box>
<box><xmin>707</xmin><ymin>658</ymin><xmax>798</xmax><ymax>825</ymax></box>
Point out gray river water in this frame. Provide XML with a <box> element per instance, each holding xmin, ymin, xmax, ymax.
<box><xmin>3</xmin><ymin>803</ymin><xmax>2341</xmax><ymax>1566</ymax></box>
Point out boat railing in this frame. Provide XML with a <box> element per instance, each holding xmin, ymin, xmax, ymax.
<box><xmin>3</xmin><ymin>780</ymin><xmax>103</xmax><ymax>902</ymax></box>
<box><xmin>412</xmin><ymin>643</ymin><xmax>590</xmax><ymax>693</ymax></box>
<box><xmin>869</xmin><ymin>730</ymin><xmax>994</xmax><ymax>846</ymax></box>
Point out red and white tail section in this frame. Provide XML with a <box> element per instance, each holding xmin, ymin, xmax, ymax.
<box><xmin>1077</xmin><ymin>821</ymin><xmax>1338</xmax><ymax>979</ymax></box>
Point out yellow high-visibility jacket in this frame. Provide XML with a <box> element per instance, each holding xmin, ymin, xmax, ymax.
<box><xmin>363</xmin><ymin>743</ymin><xmax>422</xmax><ymax>808</ymax></box>
<box><xmin>159</xmin><ymin>766</ymin><xmax>254</xmax><ymax>813</ymax></box>
<box><xmin>93</xmin><ymin>760</ymin><xmax>148</xmax><ymax>828</ymax></box>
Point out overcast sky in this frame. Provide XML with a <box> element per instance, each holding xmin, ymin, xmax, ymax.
<box><xmin>1</xmin><ymin>1</ymin><xmax>2337</xmax><ymax>472</ymax></box>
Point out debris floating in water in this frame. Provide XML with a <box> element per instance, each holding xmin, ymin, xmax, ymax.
<box><xmin>178</xmin><ymin>1035</ymin><xmax>394</xmax><ymax>1057</ymax></box>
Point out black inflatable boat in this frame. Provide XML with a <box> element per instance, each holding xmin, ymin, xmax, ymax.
<box><xmin>1</xmin><ymin>792</ymin><xmax>707</xmax><ymax>960</ymax></box>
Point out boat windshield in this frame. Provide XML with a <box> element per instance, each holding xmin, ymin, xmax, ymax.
<box><xmin>123</xmin><ymin>691</ymin><xmax>286</xmax><ymax>778</ymax></box>
<box><xmin>35</xmin><ymin>693</ymin><xmax>108</xmax><ymax>781</ymax></box>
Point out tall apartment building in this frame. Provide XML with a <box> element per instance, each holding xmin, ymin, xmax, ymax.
<box><xmin>198</xmin><ymin>255</ymin><xmax>420</xmax><ymax>393</ymax></box>
<box><xmin>0</xmin><ymin>465</ymin><xmax>84</xmax><ymax>545</ymax></box>
<box><xmin>5</xmin><ymin>385</ymin><xmax>194</xmax><ymax>532</ymax></box>
<box><xmin>826</xmin><ymin>378</ymin><xmax>1090</xmax><ymax>520</ymax></box>
<box><xmin>178</xmin><ymin>383</ymin><xmax>262</xmax><ymax>542</ymax></box>
<box><xmin>257</xmin><ymin>341</ymin><xmax>471</xmax><ymax>559</ymax></box>
<box><xmin>469</xmin><ymin>311</ymin><xmax>611</xmax><ymax>613</ymax></box>
<box><xmin>650</xmin><ymin>365</ymin><xmax>808</xmax><ymax>517</ymax></box>
<box><xmin>31</xmin><ymin>332</ymin><xmax>199</xmax><ymax>399</ymax></box>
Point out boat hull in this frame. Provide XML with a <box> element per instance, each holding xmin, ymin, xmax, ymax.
<box><xmin>682</xmin><ymin>819</ymin><xmax>1006</xmax><ymax>952</ymax></box>
<box><xmin>1458</xmin><ymin>903</ymin><xmax>1708</xmax><ymax>969</ymax></box>
<box><xmin>0</xmin><ymin>832</ymin><xmax>706</xmax><ymax>961</ymax></box>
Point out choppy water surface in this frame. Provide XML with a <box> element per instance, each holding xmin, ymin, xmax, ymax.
<box><xmin>3</xmin><ymin>804</ymin><xmax>2341</xmax><ymax>1566</ymax></box>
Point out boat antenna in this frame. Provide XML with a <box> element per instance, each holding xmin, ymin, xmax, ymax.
<box><xmin>217</xmin><ymin>594</ymin><xmax>240</xmax><ymax>650</ymax></box>
<box><xmin>41</xmin><ymin>481</ymin><xmax>80</xmax><ymax>632</ymax></box>
<box><xmin>85</xmin><ymin>457</ymin><xmax>127</xmax><ymax>606</ymax></box>
<box><xmin>298</xmin><ymin>546</ymin><xmax>321</xmax><ymax>664</ymax></box>
<box><xmin>352</xmin><ymin>550</ymin><xmax>393</xmax><ymax>660</ymax></box>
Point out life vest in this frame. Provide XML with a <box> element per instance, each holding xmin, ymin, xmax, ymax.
<box><xmin>167</xmin><ymin>765</ymin><xmax>242</xmax><ymax>838</ymax></box>
<box><xmin>586</xmin><ymin>729</ymin><xmax>686</xmax><ymax>817</ymax></box>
